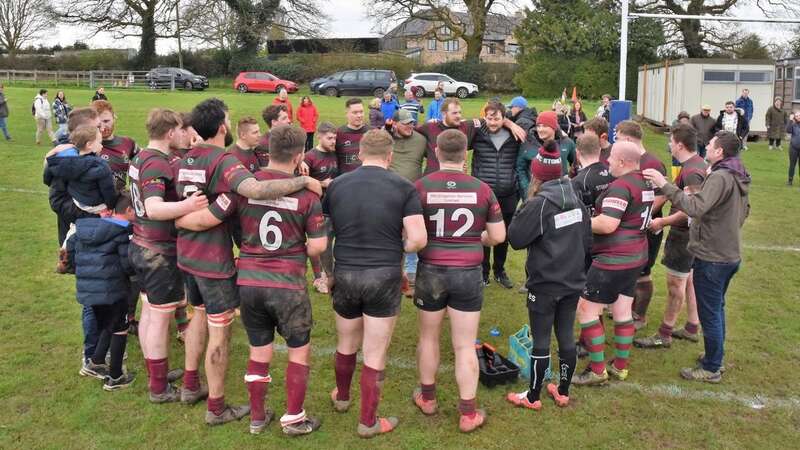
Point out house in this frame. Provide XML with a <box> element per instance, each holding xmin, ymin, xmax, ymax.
<box><xmin>637</xmin><ymin>58</ymin><xmax>775</xmax><ymax>133</ymax></box>
<box><xmin>380</xmin><ymin>11</ymin><xmax>521</xmax><ymax>64</ymax></box>
<box><xmin>774</xmin><ymin>58</ymin><xmax>800</xmax><ymax>112</ymax></box>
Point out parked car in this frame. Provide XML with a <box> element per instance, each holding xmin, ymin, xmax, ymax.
<box><xmin>404</xmin><ymin>72</ymin><xmax>478</xmax><ymax>99</ymax></box>
<box><xmin>310</xmin><ymin>70</ymin><xmax>396</xmax><ymax>98</ymax></box>
<box><xmin>145</xmin><ymin>67</ymin><xmax>209</xmax><ymax>91</ymax></box>
<box><xmin>233</xmin><ymin>71</ymin><xmax>298</xmax><ymax>93</ymax></box>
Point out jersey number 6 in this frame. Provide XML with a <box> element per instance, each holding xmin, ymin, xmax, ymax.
<box><xmin>430</xmin><ymin>208</ymin><xmax>474</xmax><ymax>238</ymax></box>
<box><xmin>259</xmin><ymin>210</ymin><xmax>283</xmax><ymax>251</ymax></box>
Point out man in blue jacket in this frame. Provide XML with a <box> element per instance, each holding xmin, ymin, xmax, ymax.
<box><xmin>735</xmin><ymin>89</ymin><xmax>753</xmax><ymax>150</ymax></box>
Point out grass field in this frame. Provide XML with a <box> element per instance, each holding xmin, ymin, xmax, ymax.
<box><xmin>0</xmin><ymin>85</ymin><xmax>799</xmax><ymax>449</ymax></box>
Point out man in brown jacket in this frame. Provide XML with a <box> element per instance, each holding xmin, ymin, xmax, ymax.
<box><xmin>643</xmin><ymin>130</ymin><xmax>749</xmax><ymax>383</ymax></box>
<box><xmin>689</xmin><ymin>105</ymin><xmax>716</xmax><ymax>158</ymax></box>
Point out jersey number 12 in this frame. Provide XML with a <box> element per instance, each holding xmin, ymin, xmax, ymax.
<box><xmin>430</xmin><ymin>208</ymin><xmax>474</xmax><ymax>237</ymax></box>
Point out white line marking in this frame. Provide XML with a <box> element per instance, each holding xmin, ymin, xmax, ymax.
<box><xmin>0</xmin><ymin>186</ymin><xmax>48</xmax><ymax>195</ymax></box>
<box><xmin>744</xmin><ymin>244</ymin><xmax>800</xmax><ymax>253</ymax></box>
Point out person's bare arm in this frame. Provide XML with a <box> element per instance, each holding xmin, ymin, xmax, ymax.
<box><xmin>481</xmin><ymin>221</ymin><xmax>506</xmax><ymax>247</ymax></box>
<box><xmin>236</xmin><ymin>176</ymin><xmax>322</xmax><ymax>200</ymax></box>
<box><xmin>591</xmin><ymin>214</ymin><xmax>620</xmax><ymax>235</ymax></box>
<box><xmin>305</xmin><ymin>236</ymin><xmax>328</xmax><ymax>258</ymax></box>
<box><xmin>174</xmin><ymin>207</ymin><xmax>223</xmax><ymax>231</ymax></box>
<box><xmin>145</xmin><ymin>191</ymin><xmax>208</xmax><ymax>221</ymax></box>
<box><xmin>402</xmin><ymin>214</ymin><xmax>427</xmax><ymax>253</ymax></box>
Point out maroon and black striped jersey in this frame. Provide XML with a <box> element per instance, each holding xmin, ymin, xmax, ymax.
<box><xmin>592</xmin><ymin>171</ymin><xmax>655</xmax><ymax>270</ymax></box>
<box><xmin>670</xmin><ymin>154</ymin><xmax>707</xmax><ymax>231</ymax></box>
<box><xmin>175</xmin><ymin>143</ymin><xmax>254</xmax><ymax>278</ymax></box>
<box><xmin>335</xmin><ymin>125</ymin><xmax>370</xmax><ymax>174</ymax></box>
<box><xmin>227</xmin><ymin>144</ymin><xmax>259</xmax><ymax>173</ymax></box>
<box><xmin>100</xmin><ymin>135</ymin><xmax>138</xmax><ymax>192</ymax></box>
<box><xmin>639</xmin><ymin>150</ymin><xmax>667</xmax><ymax>217</ymax></box>
<box><xmin>415</xmin><ymin>170</ymin><xmax>503</xmax><ymax>267</ymax></box>
<box><xmin>233</xmin><ymin>169</ymin><xmax>325</xmax><ymax>290</ymax></box>
<box><xmin>129</xmin><ymin>148</ymin><xmax>180</xmax><ymax>255</ymax></box>
<box><xmin>415</xmin><ymin>120</ymin><xmax>480</xmax><ymax>174</ymax></box>
<box><xmin>304</xmin><ymin>148</ymin><xmax>338</xmax><ymax>181</ymax></box>
<box><xmin>254</xmin><ymin>132</ymin><xmax>270</xmax><ymax>167</ymax></box>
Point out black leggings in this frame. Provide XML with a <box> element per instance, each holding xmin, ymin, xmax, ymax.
<box><xmin>790</xmin><ymin>146</ymin><xmax>800</xmax><ymax>181</ymax></box>
<box><xmin>305</xmin><ymin>132</ymin><xmax>314</xmax><ymax>151</ymax></box>
<box><xmin>528</xmin><ymin>293</ymin><xmax>579</xmax><ymax>353</ymax></box>
<box><xmin>769</xmin><ymin>138</ymin><xmax>782</xmax><ymax>147</ymax></box>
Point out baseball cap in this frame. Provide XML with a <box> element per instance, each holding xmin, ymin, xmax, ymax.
<box><xmin>393</xmin><ymin>109</ymin><xmax>414</xmax><ymax>124</ymax></box>
<box><xmin>702</xmin><ymin>105</ymin><xmax>712</xmax><ymax>111</ymax></box>
<box><xmin>510</xmin><ymin>96</ymin><xmax>528</xmax><ymax>109</ymax></box>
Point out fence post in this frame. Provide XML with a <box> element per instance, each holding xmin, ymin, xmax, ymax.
<box><xmin>34</xmin><ymin>70</ymin><xmax>37</xmax><ymax>83</ymax></box>
<box><xmin>56</xmin><ymin>71</ymin><xmax>60</xmax><ymax>86</ymax></box>
<box><xmin>89</xmin><ymin>71</ymin><xmax>94</xmax><ymax>89</ymax></box>
<box><xmin>170</xmin><ymin>73</ymin><xmax>175</xmax><ymax>91</ymax></box>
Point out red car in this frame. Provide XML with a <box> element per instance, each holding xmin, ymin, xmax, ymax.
<box><xmin>233</xmin><ymin>71</ymin><xmax>298</xmax><ymax>93</ymax></box>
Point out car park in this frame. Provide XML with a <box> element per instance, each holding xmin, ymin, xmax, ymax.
<box><xmin>404</xmin><ymin>72</ymin><xmax>479</xmax><ymax>98</ymax></box>
<box><xmin>310</xmin><ymin>69</ymin><xmax>397</xmax><ymax>97</ymax></box>
<box><xmin>145</xmin><ymin>67</ymin><xmax>209</xmax><ymax>90</ymax></box>
<box><xmin>233</xmin><ymin>71</ymin><xmax>298</xmax><ymax>93</ymax></box>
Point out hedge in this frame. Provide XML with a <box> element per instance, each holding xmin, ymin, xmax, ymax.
<box><xmin>514</xmin><ymin>53</ymin><xmax>638</xmax><ymax>100</ymax></box>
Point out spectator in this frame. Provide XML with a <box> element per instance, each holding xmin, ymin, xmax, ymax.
<box><xmin>569</xmin><ymin>101</ymin><xmax>587</xmax><ymax>138</ymax></box>
<box><xmin>400</xmin><ymin>90</ymin><xmax>424</xmax><ymax>124</ymax></box>
<box><xmin>596</xmin><ymin>94</ymin><xmax>611</xmax><ymax>121</ymax></box>
<box><xmin>425</xmin><ymin>89</ymin><xmax>444</xmax><ymax>122</ymax></box>
<box><xmin>380</xmin><ymin>91</ymin><xmax>399</xmax><ymax>124</ymax></box>
<box><xmin>552</xmin><ymin>101</ymin><xmax>572</xmax><ymax>137</ymax></box>
<box><xmin>92</xmin><ymin>87</ymin><xmax>108</xmax><ymax>102</ymax></box>
<box><xmin>368</xmin><ymin>98</ymin><xmax>384</xmax><ymax>129</ymax></box>
<box><xmin>766</xmin><ymin>97</ymin><xmax>789</xmax><ymax>151</ymax></box>
<box><xmin>0</xmin><ymin>83</ymin><xmax>10</xmax><ymax>141</ymax></box>
<box><xmin>296</xmin><ymin>96</ymin><xmax>319</xmax><ymax>151</ymax></box>
<box><xmin>643</xmin><ymin>131</ymin><xmax>750</xmax><ymax>383</ymax></box>
<box><xmin>480</xmin><ymin>96</ymin><xmax>502</xmax><ymax>119</ymax></box>
<box><xmin>516</xmin><ymin>111</ymin><xmax>576</xmax><ymax>198</ymax></box>
<box><xmin>713</xmin><ymin>101</ymin><xmax>748</xmax><ymax>148</ymax></box>
<box><xmin>690</xmin><ymin>105</ymin><xmax>716</xmax><ymax>158</ymax></box>
<box><xmin>435</xmin><ymin>80</ymin><xmax>446</xmax><ymax>97</ymax></box>
<box><xmin>53</xmin><ymin>91</ymin><xmax>72</xmax><ymax>141</ymax></box>
<box><xmin>735</xmin><ymin>88</ymin><xmax>753</xmax><ymax>149</ymax></box>
<box><xmin>272</xmin><ymin>87</ymin><xmax>293</xmax><ymax>123</ymax></box>
<box><xmin>33</xmin><ymin>89</ymin><xmax>55</xmax><ymax>145</ymax></box>
<box><xmin>787</xmin><ymin>112</ymin><xmax>800</xmax><ymax>186</ymax></box>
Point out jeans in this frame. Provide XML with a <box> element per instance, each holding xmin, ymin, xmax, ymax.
<box><xmin>82</xmin><ymin>305</ymin><xmax>99</xmax><ymax>359</ymax></box>
<box><xmin>404</xmin><ymin>252</ymin><xmax>418</xmax><ymax>275</ymax></box>
<box><xmin>697</xmin><ymin>143</ymin><xmax>707</xmax><ymax>159</ymax></box>
<box><xmin>789</xmin><ymin>146</ymin><xmax>800</xmax><ymax>181</ymax></box>
<box><xmin>0</xmin><ymin>117</ymin><xmax>9</xmax><ymax>139</ymax></box>
<box><xmin>692</xmin><ymin>258</ymin><xmax>740</xmax><ymax>373</ymax></box>
<box><xmin>56</xmin><ymin>123</ymin><xmax>68</xmax><ymax>141</ymax></box>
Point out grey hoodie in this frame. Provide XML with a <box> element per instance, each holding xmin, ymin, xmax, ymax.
<box><xmin>509</xmin><ymin>177</ymin><xmax>591</xmax><ymax>295</ymax></box>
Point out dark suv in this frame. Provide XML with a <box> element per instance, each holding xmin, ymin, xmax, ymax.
<box><xmin>146</xmin><ymin>67</ymin><xmax>209</xmax><ymax>91</ymax></box>
<box><xmin>310</xmin><ymin>70</ymin><xmax>396</xmax><ymax>97</ymax></box>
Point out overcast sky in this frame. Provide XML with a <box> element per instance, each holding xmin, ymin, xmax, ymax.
<box><xmin>41</xmin><ymin>1</ymin><xmax>791</xmax><ymax>54</ymax></box>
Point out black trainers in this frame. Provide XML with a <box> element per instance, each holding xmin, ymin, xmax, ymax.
<box><xmin>80</xmin><ymin>359</ymin><xmax>109</xmax><ymax>380</ymax></box>
<box><xmin>103</xmin><ymin>372</ymin><xmax>136</xmax><ymax>391</ymax></box>
<box><xmin>482</xmin><ymin>274</ymin><xmax>490</xmax><ymax>287</ymax></box>
<box><xmin>205</xmin><ymin>404</ymin><xmax>250</xmax><ymax>426</ymax></box>
<box><xmin>494</xmin><ymin>271</ymin><xmax>514</xmax><ymax>289</ymax></box>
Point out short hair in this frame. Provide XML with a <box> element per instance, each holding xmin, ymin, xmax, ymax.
<box><xmin>602</xmin><ymin>94</ymin><xmax>611</xmax><ymax>100</ymax></box>
<box><xmin>178</xmin><ymin>112</ymin><xmax>192</xmax><ymax>129</ymax></box>
<box><xmin>677</xmin><ymin>111</ymin><xmax>690</xmax><ymax>121</ymax></box>
<box><xmin>70</xmin><ymin>124</ymin><xmax>99</xmax><ymax>150</ymax></box>
<box><xmin>317</xmin><ymin>121</ymin><xmax>337</xmax><ymax>135</ymax></box>
<box><xmin>436</xmin><ymin>129</ymin><xmax>468</xmax><ymax>163</ymax></box>
<box><xmin>39</xmin><ymin>88</ymin><xmax>47</xmax><ymax>95</ymax></box>
<box><xmin>615</xmin><ymin>120</ymin><xmax>643</xmax><ymax>140</ymax></box>
<box><xmin>91</xmin><ymin>100</ymin><xmax>114</xmax><ymax>116</ymax></box>
<box><xmin>369</xmin><ymin>97</ymin><xmax>381</xmax><ymax>109</ymax></box>
<box><xmin>359</xmin><ymin>129</ymin><xmax>394</xmax><ymax>159</ymax></box>
<box><xmin>583</xmin><ymin>117</ymin><xmax>609</xmax><ymax>137</ymax></box>
<box><xmin>576</xmin><ymin>133</ymin><xmax>600</xmax><ymax>157</ymax></box>
<box><xmin>345</xmin><ymin>98</ymin><xmax>362</xmax><ymax>109</ymax></box>
<box><xmin>114</xmin><ymin>191</ymin><xmax>132</xmax><ymax>214</ymax></box>
<box><xmin>725</xmin><ymin>100</ymin><xmax>735</xmax><ymax>107</ymax></box>
<box><xmin>713</xmin><ymin>131</ymin><xmax>741</xmax><ymax>158</ymax></box>
<box><xmin>671</xmin><ymin>123</ymin><xmax>697</xmax><ymax>152</ymax></box>
<box><xmin>67</xmin><ymin>107</ymin><xmax>98</xmax><ymax>133</ymax></box>
<box><xmin>261</xmin><ymin>104</ymin><xmax>286</xmax><ymax>127</ymax></box>
<box><xmin>146</xmin><ymin>108</ymin><xmax>182</xmax><ymax>139</ymax></box>
<box><xmin>190</xmin><ymin>98</ymin><xmax>228</xmax><ymax>140</ymax></box>
<box><xmin>484</xmin><ymin>100</ymin><xmax>506</xmax><ymax>118</ymax></box>
<box><xmin>237</xmin><ymin>116</ymin><xmax>258</xmax><ymax>137</ymax></box>
<box><xmin>268</xmin><ymin>125</ymin><xmax>306</xmax><ymax>163</ymax></box>
<box><xmin>441</xmin><ymin>97</ymin><xmax>461</xmax><ymax>113</ymax></box>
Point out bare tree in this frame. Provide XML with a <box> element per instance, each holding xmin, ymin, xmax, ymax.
<box><xmin>50</xmin><ymin>0</ymin><xmax>178</xmax><ymax>67</ymax></box>
<box><xmin>0</xmin><ymin>0</ymin><xmax>50</xmax><ymax>57</ymax></box>
<box><xmin>180</xmin><ymin>0</ymin><xmax>238</xmax><ymax>51</ymax></box>
<box><xmin>367</xmin><ymin>0</ymin><xmax>515</xmax><ymax>62</ymax></box>
<box><xmin>634</xmin><ymin>0</ymin><xmax>800</xmax><ymax>58</ymax></box>
<box><xmin>222</xmin><ymin>0</ymin><xmax>326</xmax><ymax>56</ymax></box>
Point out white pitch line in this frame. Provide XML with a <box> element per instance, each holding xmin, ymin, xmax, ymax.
<box><xmin>0</xmin><ymin>186</ymin><xmax>48</xmax><ymax>195</ymax></box>
<box><xmin>744</xmin><ymin>244</ymin><xmax>800</xmax><ymax>253</ymax></box>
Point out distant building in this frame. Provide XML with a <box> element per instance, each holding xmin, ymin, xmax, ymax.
<box><xmin>775</xmin><ymin>58</ymin><xmax>800</xmax><ymax>112</ymax></box>
<box><xmin>53</xmin><ymin>48</ymin><xmax>137</xmax><ymax>60</ymax></box>
<box><xmin>381</xmin><ymin>10</ymin><xmax>521</xmax><ymax>64</ymax></box>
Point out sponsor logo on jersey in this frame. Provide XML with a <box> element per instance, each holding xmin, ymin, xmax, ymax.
<box><xmin>602</xmin><ymin>197</ymin><xmax>628</xmax><ymax>211</ymax></box>
<box><xmin>642</xmin><ymin>190</ymin><xmax>655</xmax><ymax>202</ymax></box>
<box><xmin>446</xmin><ymin>181</ymin><xmax>457</xmax><ymax>189</ymax></box>
<box><xmin>553</xmin><ymin>208</ymin><xmax>583</xmax><ymax>229</ymax></box>
<box><xmin>128</xmin><ymin>165</ymin><xmax>139</xmax><ymax>180</ymax></box>
<box><xmin>249</xmin><ymin>196</ymin><xmax>299</xmax><ymax>211</ymax></box>
<box><xmin>216</xmin><ymin>193</ymin><xmax>232</xmax><ymax>210</ymax></box>
<box><xmin>178</xmin><ymin>169</ymin><xmax>206</xmax><ymax>183</ymax></box>
<box><xmin>100</xmin><ymin>154</ymin><xmax>109</xmax><ymax>160</ymax></box>
<box><xmin>427</xmin><ymin>192</ymin><xmax>477</xmax><ymax>204</ymax></box>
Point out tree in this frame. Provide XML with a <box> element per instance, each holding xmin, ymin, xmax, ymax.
<box><xmin>0</xmin><ymin>0</ymin><xmax>50</xmax><ymax>58</ymax></box>
<box><xmin>180</xmin><ymin>0</ymin><xmax>238</xmax><ymax>51</ymax></box>
<box><xmin>634</xmin><ymin>0</ymin><xmax>800</xmax><ymax>58</ymax></box>
<box><xmin>734</xmin><ymin>33</ymin><xmax>770</xmax><ymax>59</ymax></box>
<box><xmin>50</xmin><ymin>0</ymin><xmax>178</xmax><ymax>68</ymax></box>
<box><xmin>366</xmin><ymin>0</ymin><xmax>515</xmax><ymax>63</ymax></box>
<box><xmin>222</xmin><ymin>0</ymin><xmax>325</xmax><ymax>57</ymax></box>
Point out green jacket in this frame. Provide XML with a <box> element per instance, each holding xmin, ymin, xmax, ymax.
<box><xmin>388</xmin><ymin>130</ymin><xmax>427</xmax><ymax>182</ymax></box>
<box><xmin>516</xmin><ymin>135</ymin><xmax>575</xmax><ymax>199</ymax></box>
<box><xmin>765</xmin><ymin>106</ymin><xmax>789</xmax><ymax>139</ymax></box>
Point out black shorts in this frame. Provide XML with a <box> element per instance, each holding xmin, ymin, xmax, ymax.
<box><xmin>129</xmin><ymin>243</ymin><xmax>184</xmax><ymax>305</ymax></box>
<box><xmin>414</xmin><ymin>263</ymin><xmax>483</xmax><ymax>312</ymax></box>
<box><xmin>582</xmin><ymin>265</ymin><xmax>644</xmax><ymax>304</ymax></box>
<box><xmin>91</xmin><ymin>300</ymin><xmax>129</xmax><ymax>334</ymax></box>
<box><xmin>526</xmin><ymin>290</ymin><xmax>580</xmax><ymax>316</ymax></box>
<box><xmin>639</xmin><ymin>230</ymin><xmax>664</xmax><ymax>277</ymax></box>
<box><xmin>184</xmin><ymin>273</ymin><xmax>239</xmax><ymax>315</ymax></box>
<box><xmin>239</xmin><ymin>286</ymin><xmax>312</xmax><ymax>348</ymax></box>
<box><xmin>661</xmin><ymin>228</ymin><xmax>694</xmax><ymax>276</ymax></box>
<box><xmin>332</xmin><ymin>267</ymin><xmax>403</xmax><ymax>319</ymax></box>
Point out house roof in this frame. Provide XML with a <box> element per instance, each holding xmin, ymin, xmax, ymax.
<box><xmin>383</xmin><ymin>10</ymin><xmax>520</xmax><ymax>41</ymax></box>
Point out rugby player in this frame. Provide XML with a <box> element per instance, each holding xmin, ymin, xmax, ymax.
<box><xmin>323</xmin><ymin>129</ymin><xmax>427</xmax><ymax>438</ymax></box>
<box><xmin>228</xmin><ymin>116</ymin><xmax>262</xmax><ymax>173</ymax></box>
<box><xmin>582</xmin><ymin>118</ymin><xmax>612</xmax><ymax>165</ymax></box>
<box><xmin>572</xmin><ymin>141</ymin><xmax>655</xmax><ymax>385</ymax></box>
<box><xmin>176</xmin><ymin>125</ymin><xmax>327</xmax><ymax>435</ymax></box>
<box><xmin>335</xmin><ymin>98</ymin><xmax>371</xmax><ymax>175</ymax></box>
<box><xmin>92</xmin><ymin>100</ymin><xmax>139</xmax><ymax>193</ymax></box>
<box><xmin>173</xmin><ymin>98</ymin><xmax>321</xmax><ymax>425</ymax></box>
<box><xmin>572</xmin><ymin>133</ymin><xmax>614</xmax><ymax>216</ymax></box>
<box><xmin>255</xmin><ymin>104</ymin><xmax>291</xmax><ymax>167</ymax></box>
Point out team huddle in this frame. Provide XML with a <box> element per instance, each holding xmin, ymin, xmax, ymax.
<box><xmin>45</xmin><ymin>93</ymin><xmax>749</xmax><ymax>438</ymax></box>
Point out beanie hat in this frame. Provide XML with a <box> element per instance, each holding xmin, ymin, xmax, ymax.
<box><xmin>510</xmin><ymin>96</ymin><xmax>528</xmax><ymax>109</ymax></box>
<box><xmin>536</xmin><ymin>111</ymin><xmax>559</xmax><ymax>131</ymax></box>
<box><xmin>531</xmin><ymin>140</ymin><xmax>563</xmax><ymax>182</ymax></box>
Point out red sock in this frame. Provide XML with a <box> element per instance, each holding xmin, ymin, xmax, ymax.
<box><xmin>334</xmin><ymin>351</ymin><xmax>357</xmax><ymax>401</ymax></box>
<box><xmin>684</xmin><ymin>322</ymin><xmax>700</xmax><ymax>334</ymax></box>
<box><xmin>579</xmin><ymin>320</ymin><xmax>606</xmax><ymax>375</ymax></box>
<box><xmin>246</xmin><ymin>360</ymin><xmax>270</xmax><ymax>422</ymax></box>
<box><xmin>286</xmin><ymin>361</ymin><xmax>310</xmax><ymax>415</ymax></box>
<box><xmin>207</xmin><ymin>395</ymin><xmax>225</xmax><ymax>416</ymax></box>
<box><xmin>183</xmin><ymin>369</ymin><xmax>200</xmax><ymax>392</ymax></box>
<box><xmin>613</xmin><ymin>320</ymin><xmax>636</xmax><ymax>370</ymax></box>
<box><xmin>420</xmin><ymin>383</ymin><xmax>436</xmax><ymax>401</ymax></box>
<box><xmin>146</xmin><ymin>358</ymin><xmax>168</xmax><ymax>394</ymax></box>
<box><xmin>458</xmin><ymin>398</ymin><xmax>477</xmax><ymax>418</ymax></box>
<box><xmin>359</xmin><ymin>365</ymin><xmax>382</xmax><ymax>427</ymax></box>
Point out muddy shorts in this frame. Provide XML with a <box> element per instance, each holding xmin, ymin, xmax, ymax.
<box><xmin>332</xmin><ymin>266</ymin><xmax>403</xmax><ymax>319</ymax></box>
<box><xmin>640</xmin><ymin>230</ymin><xmax>664</xmax><ymax>277</ymax></box>
<box><xmin>583</xmin><ymin>265</ymin><xmax>644</xmax><ymax>304</ymax></box>
<box><xmin>129</xmin><ymin>242</ymin><xmax>184</xmax><ymax>305</ymax></box>
<box><xmin>661</xmin><ymin>228</ymin><xmax>694</xmax><ymax>276</ymax></box>
<box><xmin>184</xmin><ymin>273</ymin><xmax>239</xmax><ymax>315</ymax></box>
<box><xmin>239</xmin><ymin>286</ymin><xmax>312</xmax><ymax>347</ymax></box>
<box><xmin>413</xmin><ymin>263</ymin><xmax>483</xmax><ymax>312</ymax></box>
